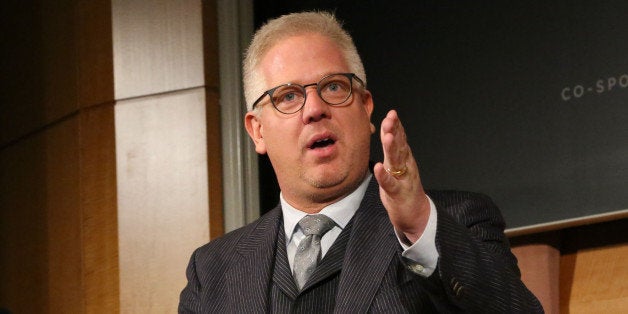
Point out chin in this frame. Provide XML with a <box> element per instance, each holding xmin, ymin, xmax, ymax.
<box><xmin>303</xmin><ymin>167</ymin><xmax>348</xmax><ymax>189</ymax></box>
<box><xmin>306</xmin><ymin>175</ymin><xmax>344</xmax><ymax>189</ymax></box>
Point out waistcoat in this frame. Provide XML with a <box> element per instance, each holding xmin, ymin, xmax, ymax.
<box><xmin>269</xmin><ymin>220</ymin><xmax>353</xmax><ymax>313</ymax></box>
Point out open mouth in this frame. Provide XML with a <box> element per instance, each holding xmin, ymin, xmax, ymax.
<box><xmin>307</xmin><ymin>133</ymin><xmax>337</xmax><ymax>150</ymax></box>
<box><xmin>310</xmin><ymin>138</ymin><xmax>335</xmax><ymax>149</ymax></box>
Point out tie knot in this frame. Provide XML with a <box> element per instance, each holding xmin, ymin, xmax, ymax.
<box><xmin>298</xmin><ymin>214</ymin><xmax>335</xmax><ymax>236</ymax></box>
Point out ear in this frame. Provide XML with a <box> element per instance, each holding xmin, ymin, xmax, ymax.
<box><xmin>362</xmin><ymin>90</ymin><xmax>376</xmax><ymax>134</ymax></box>
<box><xmin>244</xmin><ymin>112</ymin><xmax>267</xmax><ymax>154</ymax></box>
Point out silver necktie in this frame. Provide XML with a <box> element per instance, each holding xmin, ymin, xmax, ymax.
<box><xmin>293</xmin><ymin>214</ymin><xmax>335</xmax><ymax>290</ymax></box>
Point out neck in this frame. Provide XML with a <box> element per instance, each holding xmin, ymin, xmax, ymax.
<box><xmin>282</xmin><ymin>171</ymin><xmax>369</xmax><ymax>214</ymax></box>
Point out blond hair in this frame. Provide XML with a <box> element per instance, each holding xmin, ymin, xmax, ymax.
<box><xmin>242</xmin><ymin>11</ymin><xmax>367</xmax><ymax>112</ymax></box>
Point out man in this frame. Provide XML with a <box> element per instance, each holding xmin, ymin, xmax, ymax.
<box><xmin>179</xmin><ymin>11</ymin><xmax>542</xmax><ymax>313</ymax></box>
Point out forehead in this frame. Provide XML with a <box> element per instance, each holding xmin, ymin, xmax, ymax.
<box><xmin>259</xmin><ymin>33</ymin><xmax>350</xmax><ymax>87</ymax></box>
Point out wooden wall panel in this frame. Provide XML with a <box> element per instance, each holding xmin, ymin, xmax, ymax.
<box><xmin>206</xmin><ymin>89</ymin><xmax>224</xmax><ymax>239</ymax></box>
<box><xmin>512</xmin><ymin>244</ymin><xmax>560</xmax><ymax>313</ymax></box>
<box><xmin>561</xmin><ymin>244</ymin><xmax>628</xmax><ymax>313</ymax></box>
<box><xmin>1</xmin><ymin>0</ymin><xmax>117</xmax><ymax>312</ymax></box>
<box><xmin>80</xmin><ymin>105</ymin><xmax>119</xmax><ymax>313</ymax></box>
<box><xmin>115</xmin><ymin>88</ymin><xmax>209</xmax><ymax>312</ymax></box>
<box><xmin>0</xmin><ymin>117</ymin><xmax>82</xmax><ymax>313</ymax></box>
<box><xmin>203</xmin><ymin>0</ymin><xmax>219</xmax><ymax>90</ymax></box>
<box><xmin>40</xmin><ymin>0</ymin><xmax>79</xmax><ymax>121</ymax></box>
<box><xmin>0</xmin><ymin>108</ymin><xmax>118</xmax><ymax>314</ymax></box>
<box><xmin>77</xmin><ymin>0</ymin><xmax>115</xmax><ymax>108</ymax></box>
<box><xmin>512</xmin><ymin>218</ymin><xmax>628</xmax><ymax>313</ymax></box>
<box><xmin>1</xmin><ymin>2</ymin><xmax>43</xmax><ymax>145</ymax></box>
<box><xmin>203</xmin><ymin>1</ymin><xmax>224</xmax><ymax>239</ymax></box>
<box><xmin>0</xmin><ymin>128</ymin><xmax>50</xmax><ymax>313</ymax></box>
<box><xmin>559</xmin><ymin>218</ymin><xmax>628</xmax><ymax>313</ymax></box>
<box><xmin>1</xmin><ymin>1</ymin><xmax>80</xmax><ymax>146</ymax></box>
<box><xmin>45</xmin><ymin>117</ymin><xmax>83</xmax><ymax>313</ymax></box>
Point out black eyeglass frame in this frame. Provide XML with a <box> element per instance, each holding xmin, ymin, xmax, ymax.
<box><xmin>250</xmin><ymin>72</ymin><xmax>365</xmax><ymax>114</ymax></box>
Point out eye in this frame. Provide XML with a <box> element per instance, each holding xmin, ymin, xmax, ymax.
<box><xmin>322</xmin><ymin>76</ymin><xmax>351</xmax><ymax>94</ymax></box>
<box><xmin>282</xmin><ymin>92</ymin><xmax>296</xmax><ymax>102</ymax></box>
<box><xmin>323</xmin><ymin>81</ymin><xmax>348</xmax><ymax>93</ymax></box>
<box><xmin>271</xmin><ymin>85</ymin><xmax>305</xmax><ymax>112</ymax></box>
<box><xmin>319</xmin><ymin>77</ymin><xmax>352</xmax><ymax>104</ymax></box>
<box><xmin>327</xmin><ymin>82</ymin><xmax>340</xmax><ymax>92</ymax></box>
<box><xmin>275</xmin><ymin>88</ymin><xmax>302</xmax><ymax>103</ymax></box>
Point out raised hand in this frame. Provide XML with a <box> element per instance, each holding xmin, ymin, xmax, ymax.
<box><xmin>373</xmin><ymin>110</ymin><xmax>431</xmax><ymax>244</ymax></box>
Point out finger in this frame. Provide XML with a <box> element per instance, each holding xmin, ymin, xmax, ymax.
<box><xmin>382</xmin><ymin>132</ymin><xmax>408</xmax><ymax>170</ymax></box>
<box><xmin>373</xmin><ymin>162</ymin><xmax>402</xmax><ymax>194</ymax></box>
<box><xmin>380</xmin><ymin>110</ymin><xmax>409</xmax><ymax>174</ymax></box>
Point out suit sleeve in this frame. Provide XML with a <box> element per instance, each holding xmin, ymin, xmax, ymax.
<box><xmin>178</xmin><ymin>249</ymin><xmax>202</xmax><ymax>313</ymax></box>
<box><xmin>427</xmin><ymin>191</ymin><xmax>544</xmax><ymax>313</ymax></box>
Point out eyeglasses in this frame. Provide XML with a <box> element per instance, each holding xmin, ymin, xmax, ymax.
<box><xmin>251</xmin><ymin>73</ymin><xmax>365</xmax><ymax>114</ymax></box>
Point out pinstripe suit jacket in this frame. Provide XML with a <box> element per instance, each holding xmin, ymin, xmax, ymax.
<box><xmin>179</xmin><ymin>177</ymin><xmax>542</xmax><ymax>313</ymax></box>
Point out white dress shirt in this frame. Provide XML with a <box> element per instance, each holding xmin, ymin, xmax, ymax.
<box><xmin>281</xmin><ymin>174</ymin><xmax>439</xmax><ymax>277</ymax></box>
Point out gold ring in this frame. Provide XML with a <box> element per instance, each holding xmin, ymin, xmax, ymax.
<box><xmin>385</xmin><ymin>166</ymin><xmax>407</xmax><ymax>177</ymax></box>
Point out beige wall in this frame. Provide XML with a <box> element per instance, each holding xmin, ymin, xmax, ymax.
<box><xmin>115</xmin><ymin>90</ymin><xmax>209</xmax><ymax>312</ymax></box>
<box><xmin>111</xmin><ymin>0</ymin><xmax>210</xmax><ymax>312</ymax></box>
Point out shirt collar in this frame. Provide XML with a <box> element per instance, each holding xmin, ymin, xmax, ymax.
<box><xmin>282</xmin><ymin>173</ymin><xmax>372</xmax><ymax>240</ymax></box>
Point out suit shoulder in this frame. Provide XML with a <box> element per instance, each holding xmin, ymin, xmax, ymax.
<box><xmin>193</xmin><ymin>219</ymin><xmax>256</xmax><ymax>257</ymax></box>
<box><xmin>426</xmin><ymin>190</ymin><xmax>505</xmax><ymax>229</ymax></box>
<box><xmin>190</xmin><ymin>207</ymin><xmax>281</xmax><ymax>263</ymax></box>
<box><xmin>189</xmin><ymin>225</ymin><xmax>247</xmax><ymax>267</ymax></box>
<box><xmin>426</xmin><ymin>190</ymin><xmax>496</xmax><ymax>208</ymax></box>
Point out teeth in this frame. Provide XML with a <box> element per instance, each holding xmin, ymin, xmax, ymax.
<box><xmin>311</xmin><ymin>138</ymin><xmax>333</xmax><ymax>148</ymax></box>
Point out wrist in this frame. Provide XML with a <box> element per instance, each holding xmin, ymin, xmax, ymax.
<box><xmin>399</xmin><ymin>195</ymin><xmax>431</xmax><ymax>244</ymax></box>
<box><xmin>402</xmin><ymin>232</ymin><xmax>421</xmax><ymax>245</ymax></box>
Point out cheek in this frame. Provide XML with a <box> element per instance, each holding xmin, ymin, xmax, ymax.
<box><xmin>352</xmin><ymin>111</ymin><xmax>375</xmax><ymax>136</ymax></box>
<box><xmin>263</xmin><ymin>127</ymin><xmax>300</xmax><ymax>156</ymax></box>
<box><xmin>355</xmin><ymin>120</ymin><xmax>375</xmax><ymax>150</ymax></box>
<box><xmin>265</xmin><ymin>136</ymin><xmax>300</xmax><ymax>173</ymax></box>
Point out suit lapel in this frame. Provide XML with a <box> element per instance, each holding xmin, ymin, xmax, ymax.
<box><xmin>335</xmin><ymin>178</ymin><xmax>400</xmax><ymax>313</ymax></box>
<box><xmin>225</xmin><ymin>206</ymin><xmax>282</xmax><ymax>312</ymax></box>
<box><xmin>272</xmin><ymin>222</ymin><xmax>300</xmax><ymax>299</ymax></box>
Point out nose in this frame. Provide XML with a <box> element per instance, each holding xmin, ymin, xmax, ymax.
<box><xmin>301</xmin><ymin>87</ymin><xmax>331</xmax><ymax>124</ymax></box>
